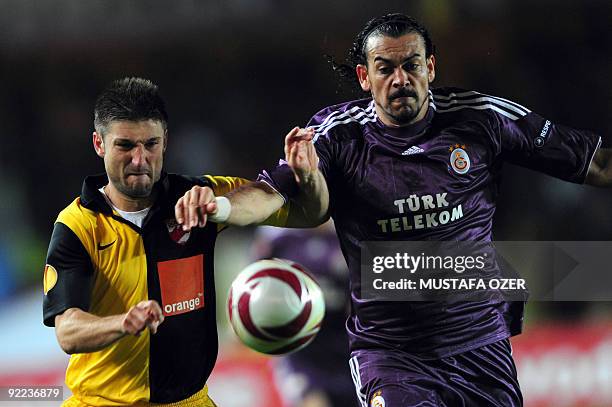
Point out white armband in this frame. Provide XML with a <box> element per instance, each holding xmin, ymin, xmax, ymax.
<box><xmin>209</xmin><ymin>196</ymin><xmax>232</xmax><ymax>223</ymax></box>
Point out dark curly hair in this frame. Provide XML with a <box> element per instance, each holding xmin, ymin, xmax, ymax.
<box><xmin>328</xmin><ymin>13</ymin><xmax>435</xmax><ymax>92</ymax></box>
<box><xmin>94</xmin><ymin>77</ymin><xmax>168</xmax><ymax>137</ymax></box>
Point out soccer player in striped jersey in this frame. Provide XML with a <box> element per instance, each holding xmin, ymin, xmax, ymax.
<box><xmin>43</xmin><ymin>78</ymin><xmax>289</xmax><ymax>406</ymax></box>
<box><xmin>176</xmin><ymin>13</ymin><xmax>612</xmax><ymax>407</ymax></box>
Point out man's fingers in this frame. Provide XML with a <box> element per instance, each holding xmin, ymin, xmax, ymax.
<box><xmin>123</xmin><ymin>306</ymin><xmax>148</xmax><ymax>336</ymax></box>
<box><xmin>307</xmin><ymin>140</ymin><xmax>318</xmax><ymax>168</ymax></box>
<box><xmin>284</xmin><ymin>128</ymin><xmax>301</xmax><ymax>156</ymax></box>
<box><xmin>288</xmin><ymin>142</ymin><xmax>300</xmax><ymax>169</ymax></box>
<box><xmin>147</xmin><ymin>320</ymin><xmax>160</xmax><ymax>335</ymax></box>
<box><xmin>284</xmin><ymin>126</ymin><xmax>300</xmax><ymax>144</ymax></box>
<box><xmin>144</xmin><ymin>312</ymin><xmax>161</xmax><ymax>334</ymax></box>
<box><xmin>175</xmin><ymin>198</ymin><xmax>185</xmax><ymax>225</ymax></box>
<box><xmin>188</xmin><ymin>189</ymin><xmax>201</xmax><ymax>227</ymax></box>
<box><xmin>296</xmin><ymin>140</ymin><xmax>309</xmax><ymax>166</ymax></box>
<box><xmin>125</xmin><ymin>300</ymin><xmax>164</xmax><ymax>336</ymax></box>
<box><xmin>285</xmin><ymin>127</ymin><xmax>314</xmax><ymax>155</ymax></box>
<box><xmin>196</xmin><ymin>189</ymin><xmax>215</xmax><ymax>227</ymax></box>
<box><xmin>176</xmin><ymin>187</ymin><xmax>217</xmax><ymax>231</ymax></box>
<box><xmin>136</xmin><ymin>300</ymin><xmax>164</xmax><ymax>321</ymax></box>
<box><xmin>199</xmin><ymin>201</ymin><xmax>217</xmax><ymax>227</ymax></box>
<box><xmin>179</xmin><ymin>190</ymin><xmax>193</xmax><ymax>230</ymax></box>
<box><xmin>289</xmin><ymin>142</ymin><xmax>310</xmax><ymax>184</ymax></box>
<box><xmin>205</xmin><ymin>201</ymin><xmax>217</xmax><ymax>214</ymax></box>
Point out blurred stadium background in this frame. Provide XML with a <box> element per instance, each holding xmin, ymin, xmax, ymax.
<box><xmin>0</xmin><ymin>0</ymin><xmax>610</xmax><ymax>406</ymax></box>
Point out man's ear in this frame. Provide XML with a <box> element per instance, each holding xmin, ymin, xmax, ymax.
<box><xmin>427</xmin><ymin>55</ymin><xmax>436</xmax><ymax>83</ymax></box>
<box><xmin>93</xmin><ymin>132</ymin><xmax>105</xmax><ymax>158</ymax></box>
<box><xmin>356</xmin><ymin>64</ymin><xmax>371</xmax><ymax>92</ymax></box>
<box><xmin>163</xmin><ymin>129</ymin><xmax>168</xmax><ymax>153</ymax></box>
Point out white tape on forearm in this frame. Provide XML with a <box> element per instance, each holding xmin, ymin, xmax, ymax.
<box><xmin>209</xmin><ymin>196</ymin><xmax>231</xmax><ymax>223</ymax></box>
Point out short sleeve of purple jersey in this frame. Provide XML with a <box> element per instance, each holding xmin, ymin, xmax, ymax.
<box><xmin>257</xmin><ymin>110</ymin><xmax>335</xmax><ymax>201</ymax></box>
<box><xmin>494</xmin><ymin>110</ymin><xmax>601</xmax><ymax>183</ymax></box>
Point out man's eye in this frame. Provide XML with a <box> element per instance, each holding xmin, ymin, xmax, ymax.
<box><xmin>117</xmin><ymin>143</ymin><xmax>133</xmax><ymax>150</ymax></box>
<box><xmin>403</xmin><ymin>63</ymin><xmax>420</xmax><ymax>71</ymax></box>
<box><xmin>145</xmin><ymin>141</ymin><xmax>159</xmax><ymax>148</ymax></box>
<box><xmin>378</xmin><ymin>67</ymin><xmax>392</xmax><ymax>74</ymax></box>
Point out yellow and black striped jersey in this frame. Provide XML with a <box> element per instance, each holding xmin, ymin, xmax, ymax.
<box><xmin>43</xmin><ymin>172</ymin><xmax>287</xmax><ymax>406</ymax></box>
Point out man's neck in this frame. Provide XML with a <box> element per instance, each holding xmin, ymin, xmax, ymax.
<box><xmin>103</xmin><ymin>184</ymin><xmax>154</xmax><ymax>212</ymax></box>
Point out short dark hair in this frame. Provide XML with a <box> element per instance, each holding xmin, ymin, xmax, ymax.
<box><xmin>328</xmin><ymin>13</ymin><xmax>435</xmax><ymax>91</ymax></box>
<box><xmin>94</xmin><ymin>77</ymin><xmax>168</xmax><ymax>136</ymax></box>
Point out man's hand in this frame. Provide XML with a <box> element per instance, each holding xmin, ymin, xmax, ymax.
<box><xmin>122</xmin><ymin>300</ymin><xmax>165</xmax><ymax>336</ymax></box>
<box><xmin>175</xmin><ymin>186</ymin><xmax>218</xmax><ymax>231</ymax></box>
<box><xmin>285</xmin><ymin>127</ymin><xmax>319</xmax><ymax>185</ymax></box>
<box><xmin>283</xmin><ymin>126</ymin><xmax>330</xmax><ymax>227</ymax></box>
<box><xmin>54</xmin><ymin>303</ymin><xmax>165</xmax><ymax>354</ymax></box>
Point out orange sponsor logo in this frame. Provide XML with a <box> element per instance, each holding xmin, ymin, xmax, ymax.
<box><xmin>158</xmin><ymin>254</ymin><xmax>204</xmax><ymax>317</ymax></box>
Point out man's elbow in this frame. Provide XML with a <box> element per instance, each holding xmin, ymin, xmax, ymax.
<box><xmin>585</xmin><ymin>148</ymin><xmax>612</xmax><ymax>187</ymax></box>
<box><xmin>55</xmin><ymin>329</ymin><xmax>77</xmax><ymax>355</ymax></box>
<box><xmin>54</xmin><ymin>309</ymin><xmax>79</xmax><ymax>354</ymax></box>
<box><xmin>58</xmin><ymin>338</ymin><xmax>77</xmax><ymax>355</ymax></box>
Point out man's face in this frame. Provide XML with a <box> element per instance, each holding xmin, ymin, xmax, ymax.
<box><xmin>93</xmin><ymin>120</ymin><xmax>167</xmax><ymax>199</ymax></box>
<box><xmin>356</xmin><ymin>32</ymin><xmax>435</xmax><ymax>127</ymax></box>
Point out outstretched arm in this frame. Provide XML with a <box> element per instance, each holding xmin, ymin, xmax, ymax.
<box><xmin>225</xmin><ymin>181</ymin><xmax>286</xmax><ymax>226</ymax></box>
<box><xmin>175</xmin><ymin>127</ymin><xmax>330</xmax><ymax>230</ymax></box>
<box><xmin>585</xmin><ymin>148</ymin><xmax>612</xmax><ymax>187</ymax></box>
<box><xmin>174</xmin><ymin>180</ymin><xmax>284</xmax><ymax>229</ymax></box>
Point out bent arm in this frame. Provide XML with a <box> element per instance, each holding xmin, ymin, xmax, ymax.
<box><xmin>54</xmin><ymin>300</ymin><xmax>163</xmax><ymax>354</ymax></box>
<box><xmin>286</xmin><ymin>168</ymin><xmax>330</xmax><ymax>227</ymax></box>
<box><xmin>282</xmin><ymin>127</ymin><xmax>330</xmax><ymax>227</ymax></box>
<box><xmin>585</xmin><ymin>148</ymin><xmax>612</xmax><ymax>187</ymax></box>
<box><xmin>54</xmin><ymin>308</ymin><xmax>126</xmax><ymax>354</ymax></box>
<box><xmin>176</xmin><ymin>128</ymin><xmax>331</xmax><ymax>229</ymax></box>
<box><xmin>225</xmin><ymin>127</ymin><xmax>330</xmax><ymax>227</ymax></box>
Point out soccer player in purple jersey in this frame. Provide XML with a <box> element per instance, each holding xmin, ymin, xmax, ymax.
<box><xmin>251</xmin><ymin>223</ymin><xmax>356</xmax><ymax>407</ymax></box>
<box><xmin>175</xmin><ymin>13</ymin><xmax>612</xmax><ymax>407</ymax></box>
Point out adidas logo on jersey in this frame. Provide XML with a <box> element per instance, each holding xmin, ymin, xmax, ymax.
<box><xmin>402</xmin><ymin>146</ymin><xmax>425</xmax><ymax>155</ymax></box>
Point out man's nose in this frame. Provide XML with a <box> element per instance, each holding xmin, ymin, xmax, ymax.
<box><xmin>131</xmin><ymin>144</ymin><xmax>146</xmax><ymax>166</ymax></box>
<box><xmin>392</xmin><ymin>67</ymin><xmax>410</xmax><ymax>88</ymax></box>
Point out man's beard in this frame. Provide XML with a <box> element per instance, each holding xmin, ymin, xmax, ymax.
<box><xmin>386</xmin><ymin>88</ymin><xmax>426</xmax><ymax>125</ymax></box>
<box><xmin>118</xmin><ymin>182</ymin><xmax>153</xmax><ymax>198</ymax></box>
<box><xmin>111</xmin><ymin>173</ymin><xmax>155</xmax><ymax>199</ymax></box>
<box><xmin>388</xmin><ymin>104</ymin><xmax>420</xmax><ymax>124</ymax></box>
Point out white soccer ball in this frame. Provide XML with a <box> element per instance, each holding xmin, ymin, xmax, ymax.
<box><xmin>227</xmin><ymin>258</ymin><xmax>325</xmax><ymax>355</ymax></box>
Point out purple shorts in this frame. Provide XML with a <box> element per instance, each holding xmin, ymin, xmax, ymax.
<box><xmin>349</xmin><ymin>338</ymin><xmax>522</xmax><ymax>407</ymax></box>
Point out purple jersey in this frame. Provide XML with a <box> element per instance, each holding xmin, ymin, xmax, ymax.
<box><xmin>259</xmin><ymin>87</ymin><xmax>601</xmax><ymax>358</ymax></box>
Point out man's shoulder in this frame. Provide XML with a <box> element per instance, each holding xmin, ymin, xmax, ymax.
<box><xmin>431</xmin><ymin>87</ymin><xmax>531</xmax><ymax>122</ymax></box>
<box><xmin>308</xmin><ymin>98</ymin><xmax>375</xmax><ymax>143</ymax></box>
<box><xmin>55</xmin><ymin>197</ymin><xmax>98</xmax><ymax>241</ymax></box>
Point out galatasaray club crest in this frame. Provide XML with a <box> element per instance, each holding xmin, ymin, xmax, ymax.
<box><xmin>166</xmin><ymin>219</ymin><xmax>191</xmax><ymax>245</ymax></box>
<box><xmin>449</xmin><ymin>144</ymin><xmax>470</xmax><ymax>174</ymax></box>
<box><xmin>371</xmin><ymin>390</ymin><xmax>385</xmax><ymax>407</ymax></box>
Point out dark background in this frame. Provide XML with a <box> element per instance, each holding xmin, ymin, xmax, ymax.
<box><xmin>0</xmin><ymin>2</ymin><xmax>609</xmax><ymax>405</ymax></box>
<box><xmin>0</xmin><ymin>0</ymin><xmax>610</xmax><ymax>308</ymax></box>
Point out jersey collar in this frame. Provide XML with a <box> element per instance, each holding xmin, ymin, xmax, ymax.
<box><xmin>80</xmin><ymin>171</ymin><xmax>170</xmax><ymax>215</ymax></box>
<box><xmin>375</xmin><ymin>105</ymin><xmax>435</xmax><ymax>139</ymax></box>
